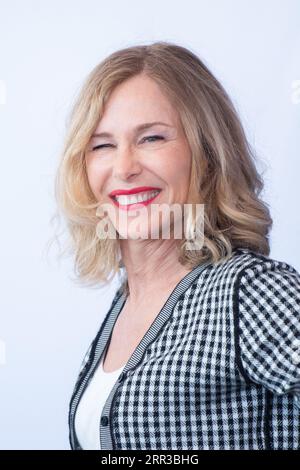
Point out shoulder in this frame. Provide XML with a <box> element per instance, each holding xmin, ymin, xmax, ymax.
<box><xmin>234</xmin><ymin>248</ymin><xmax>300</xmax><ymax>332</ymax></box>
<box><xmin>201</xmin><ymin>246</ymin><xmax>300</xmax><ymax>299</ymax></box>
<box><xmin>236</xmin><ymin>249</ymin><xmax>300</xmax><ymax>340</ymax></box>
<box><xmin>233</xmin><ymin>249</ymin><xmax>300</xmax><ymax>405</ymax></box>
<box><xmin>194</xmin><ymin>247</ymin><xmax>283</xmax><ymax>293</ymax></box>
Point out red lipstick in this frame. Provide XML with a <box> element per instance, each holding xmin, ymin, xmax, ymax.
<box><xmin>109</xmin><ymin>186</ymin><xmax>161</xmax><ymax>197</ymax></box>
<box><xmin>109</xmin><ymin>187</ymin><xmax>162</xmax><ymax>211</ymax></box>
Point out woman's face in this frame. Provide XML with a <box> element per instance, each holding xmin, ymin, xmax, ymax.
<box><xmin>85</xmin><ymin>74</ymin><xmax>192</xmax><ymax>240</ymax></box>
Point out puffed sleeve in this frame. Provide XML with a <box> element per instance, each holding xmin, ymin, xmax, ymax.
<box><xmin>237</xmin><ymin>257</ymin><xmax>300</xmax><ymax>409</ymax></box>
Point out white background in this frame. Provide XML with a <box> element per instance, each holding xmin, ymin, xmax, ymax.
<box><xmin>0</xmin><ymin>0</ymin><xmax>299</xmax><ymax>449</ymax></box>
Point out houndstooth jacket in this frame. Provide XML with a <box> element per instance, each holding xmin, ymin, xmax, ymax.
<box><xmin>68</xmin><ymin>247</ymin><xmax>300</xmax><ymax>450</ymax></box>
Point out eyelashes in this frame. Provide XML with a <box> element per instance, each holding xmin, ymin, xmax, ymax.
<box><xmin>141</xmin><ymin>135</ymin><xmax>164</xmax><ymax>144</ymax></box>
<box><xmin>92</xmin><ymin>135</ymin><xmax>165</xmax><ymax>151</ymax></box>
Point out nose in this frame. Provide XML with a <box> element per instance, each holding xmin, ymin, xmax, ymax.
<box><xmin>112</xmin><ymin>144</ymin><xmax>142</xmax><ymax>180</ymax></box>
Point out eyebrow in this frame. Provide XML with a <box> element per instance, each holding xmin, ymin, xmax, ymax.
<box><xmin>91</xmin><ymin>121</ymin><xmax>174</xmax><ymax>138</ymax></box>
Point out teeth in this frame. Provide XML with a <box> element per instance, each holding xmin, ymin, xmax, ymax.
<box><xmin>115</xmin><ymin>190</ymin><xmax>160</xmax><ymax>205</ymax></box>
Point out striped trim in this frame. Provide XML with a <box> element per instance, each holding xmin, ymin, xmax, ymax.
<box><xmin>70</xmin><ymin>259</ymin><xmax>213</xmax><ymax>449</ymax></box>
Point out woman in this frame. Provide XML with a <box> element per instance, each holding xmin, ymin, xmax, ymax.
<box><xmin>54</xmin><ymin>42</ymin><xmax>300</xmax><ymax>450</ymax></box>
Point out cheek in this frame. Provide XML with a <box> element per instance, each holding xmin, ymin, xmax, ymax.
<box><xmin>85</xmin><ymin>160</ymin><xmax>105</xmax><ymax>197</ymax></box>
<box><xmin>157</xmin><ymin>149</ymin><xmax>191</xmax><ymax>190</ymax></box>
<box><xmin>174</xmin><ymin>148</ymin><xmax>192</xmax><ymax>191</ymax></box>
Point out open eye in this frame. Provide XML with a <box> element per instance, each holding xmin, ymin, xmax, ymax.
<box><xmin>91</xmin><ymin>135</ymin><xmax>164</xmax><ymax>151</ymax></box>
<box><xmin>141</xmin><ymin>135</ymin><xmax>164</xmax><ymax>144</ymax></box>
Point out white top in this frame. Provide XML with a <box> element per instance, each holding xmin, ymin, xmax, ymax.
<box><xmin>75</xmin><ymin>345</ymin><xmax>126</xmax><ymax>450</ymax></box>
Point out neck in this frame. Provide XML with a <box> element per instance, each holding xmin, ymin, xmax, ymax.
<box><xmin>119</xmin><ymin>238</ymin><xmax>192</xmax><ymax>304</ymax></box>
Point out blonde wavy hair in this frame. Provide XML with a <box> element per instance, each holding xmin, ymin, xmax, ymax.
<box><xmin>52</xmin><ymin>41</ymin><xmax>272</xmax><ymax>296</ymax></box>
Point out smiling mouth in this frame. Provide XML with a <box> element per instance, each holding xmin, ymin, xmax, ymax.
<box><xmin>110</xmin><ymin>189</ymin><xmax>161</xmax><ymax>210</ymax></box>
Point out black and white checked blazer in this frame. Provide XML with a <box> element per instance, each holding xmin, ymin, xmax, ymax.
<box><xmin>68</xmin><ymin>247</ymin><xmax>300</xmax><ymax>450</ymax></box>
